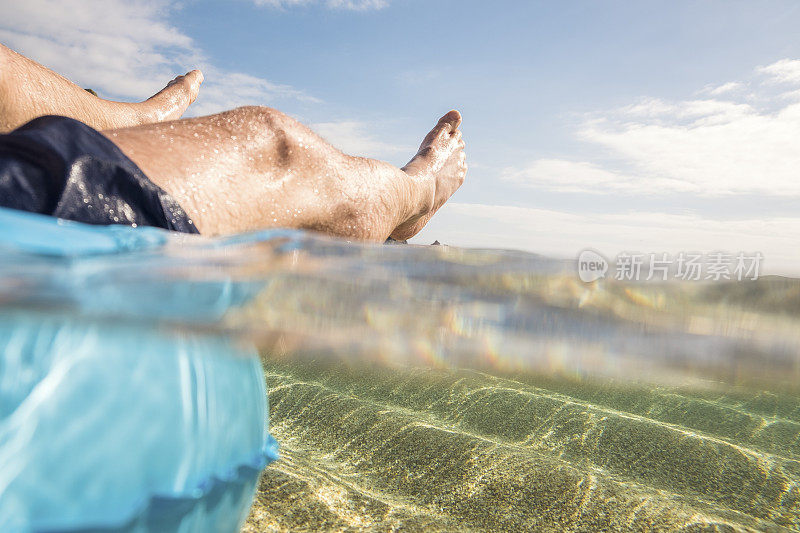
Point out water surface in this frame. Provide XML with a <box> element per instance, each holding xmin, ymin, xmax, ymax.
<box><xmin>228</xmin><ymin>235</ymin><xmax>800</xmax><ymax>531</ymax></box>
<box><xmin>5</xmin><ymin>229</ymin><xmax>799</xmax><ymax>531</ymax></box>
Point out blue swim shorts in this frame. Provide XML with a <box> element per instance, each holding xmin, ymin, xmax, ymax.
<box><xmin>0</xmin><ymin>115</ymin><xmax>198</xmax><ymax>233</ymax></box>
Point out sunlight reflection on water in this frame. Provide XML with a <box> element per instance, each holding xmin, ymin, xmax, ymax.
<box><xmin>4</xmin><ymin>227</ymin><xmax>800</xmax><ymax>530</ymax></box>
<box><xmin>4</xmin><ymin>228</ymin><xmax>799</xmax><ymax>391</ymax></box>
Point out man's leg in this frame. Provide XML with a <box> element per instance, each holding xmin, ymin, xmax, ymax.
<box><xmin>105</xmin><ymin>107</ymin><xmax>467</xmax><ymax>241</ymax></box>
<box><xmin>0</xmin><ymin>44</ymin><xmax>203</xmax><ymax>133</ymax></box>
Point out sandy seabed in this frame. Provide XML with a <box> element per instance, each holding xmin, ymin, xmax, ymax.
<box><xmin>242</xmin><ymin>357</ymin><xmax>800</xmax><ymax>532</ymax></box>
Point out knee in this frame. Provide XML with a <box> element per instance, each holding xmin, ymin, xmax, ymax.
<box><xmin>228</xmin><ymin>105</ymin><xmax>304</xmax><ymax>164</ymax></box>
<box><xmin>229</xmin><ymin>106</ymin><xmax>295</xmax><ymax>137</ymax></box>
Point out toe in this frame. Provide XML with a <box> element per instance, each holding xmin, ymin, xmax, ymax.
<box><xmin>438</xmin><ymin>110</ymin><xmax>462</xmax><ymax>131</ymax></box>
<box><xmin>185</xmin><ymin>69</ymin><xmax>204</xmax><ymax>89</ymax></box>
<box><xmin>143</xmin><ymin>69</ymin><xmax>204</xmax><ymax>122</ymax></box>
<box><xmin>156</xmin><ymin>70</ymin><xmax>203</xmax><ymax>99</ymax></box>
<box><xmin>183</xmin><ymin>69</ymin><xmax>204</xmax><ymax>102</ymax></box>
<box><xmin>416</xmin><ymin>110</ymin><xmax>464</xmax><ymax>154</ymax></box>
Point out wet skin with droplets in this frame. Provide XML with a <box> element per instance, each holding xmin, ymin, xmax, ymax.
<box><xmin>1</xmin><ymin>43</ymin><xmax>467</xmax><ymax>243</ymax></box>
<box><xmin>0</xmin><ymin>44</ymin><xmax>203</xmax><ymax>133</ymax></box>
<box><xmin>106</xmin><ymin>108</ymin><xmax>467</xmax><ymax>242</ymax></box>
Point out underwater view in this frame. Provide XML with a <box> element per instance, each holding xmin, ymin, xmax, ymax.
<box><xmin>1</xmin><ymin>213</ymin><xmax>799</xmax><ymax>532</ymax></box>
<box><xmin>2</xmin><ymin>216</ymin><xmax>800</xmax><ymax>531</ymax></box>
<box><xmin>14</xmin><ymin>218</ymin><xmax>800</xmax><ymax>532</ymax></box>
<box><xmin>234</xmin><ymin>237</ymin><xmax>800</xmax><ymax>532</ymax></box>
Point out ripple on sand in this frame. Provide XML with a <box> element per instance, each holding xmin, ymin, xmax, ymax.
<box><xmin>245</xmin><ymin>360</ymin><xmax>800</xmax><ymax>531</ymax></box>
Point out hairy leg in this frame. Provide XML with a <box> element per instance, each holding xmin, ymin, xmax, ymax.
<box><xmin>104</xmin><ymin>106</ymin><xmax>466</xmax><ymax>241</ymax></box>
<box><xmin>0</xmin><ymin>43</ymin><xmax>203</xmax><ymax>133</ymax></box>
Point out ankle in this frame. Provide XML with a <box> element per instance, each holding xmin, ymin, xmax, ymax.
<box><xmin>133</xmin><ymin>99</ymin><xmax>168</xmax><ymax>125</ymax></box>
<box><xmin>400</xmin><ymin>169</ymin><xmax>435</xmax><ymax>225</ymax></box>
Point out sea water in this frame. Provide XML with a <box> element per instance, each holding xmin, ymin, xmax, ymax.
<box><xmin>3</xmin><ymin>226</ymin><xmax>799</xmax><ymax>531</ymax></box>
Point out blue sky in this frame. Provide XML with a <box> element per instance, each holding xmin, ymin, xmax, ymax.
<box><xmin>3</xmin><ymin>1</ymin><xmax>800</xmax><ymax>273</ymax></box>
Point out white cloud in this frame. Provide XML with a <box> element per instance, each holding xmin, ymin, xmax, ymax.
<box><xmin>0</xmin><ymin>0</ymin><xmax>188</xmax><ymax>100</ymax></box>
<box><xmin>501</xmin><ymin>159</ymin><xmax>694</xmax><ymax>195</ymax></box>
<box><xmin>700</xmin><ymin>81</ymin><xmax>744</xmax><ymax>96</ymax></box>
<box><xmin>411</xmin><ymin>203</ymin><xmax>800</xmax><ymax>275</ymax></box>
<box><xmin>0</xmin><ymin>0</ymin><xmax>314</xmax><ymax>116</ymax></box>
<box><xmin>504</xmin><ymin>59</ymin><xmax>800</xmax><ymax>197</ymax></box>
<box><xmin>253</xmin><ymin>0</ymin><xmax>388</xmax><ymax>10</ymax></box>
<box><xmin>254</xmin><ymin>0</ymin><xmax>311</xmax><ymax>6</ymax></box>
<box><xmin>189</xmin><ymin>70</ymin><xmax>320</xmax><ymax>116</ymax></box>
<box><xmin>310</xmin><ymin>121</ymin><xmax>411</xmax><ymax>160</ymax></box>
<box><xmin>326</xmin><ymin>0</ymin><xmax>388</xmax><ymax>9</ymax></box>
<box><xmin>757</xmin><ymin>59</ymin><xmax>800</xmax><ymax>84</ymax></box>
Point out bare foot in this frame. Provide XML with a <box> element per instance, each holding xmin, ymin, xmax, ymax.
<box><xmin>141</xmin><ymin>70</ymin><xmax>204</xmax><ymax>123</ymax></box>
<box><xmin>0</xmin><ymin>44</ymin><xmax>205</xmax><ymax>132</ymax></box>
<box><xmin>392</xmin><ymin>110</ymin><xmax>467</xmax><ymax>241</ymax></box>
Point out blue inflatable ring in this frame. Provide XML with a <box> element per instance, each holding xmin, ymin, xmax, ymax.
<box><xmin>0</xmin><ymin>208</ymin><xmax>278</xmax><ymax>532</ymax></box>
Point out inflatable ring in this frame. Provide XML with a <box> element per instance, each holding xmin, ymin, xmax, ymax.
<box><xmin>0</xmin><ymin>208</ymin><xmax>278</xmax><ymax>532</ymax></box>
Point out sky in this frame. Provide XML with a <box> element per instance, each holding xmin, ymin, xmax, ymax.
<box><xmin>3</xmin><ymin>0</ymin><xmax>800</xmax><ymax>274</ymax></box>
